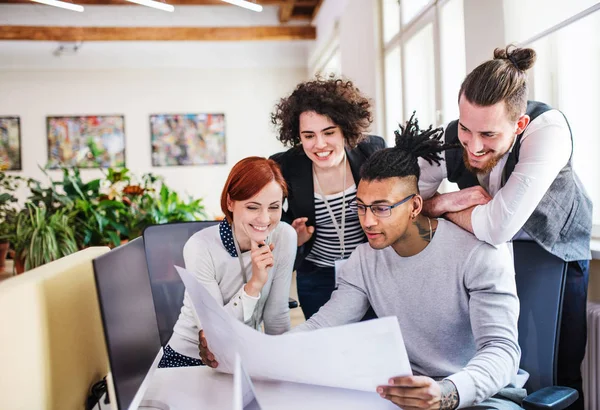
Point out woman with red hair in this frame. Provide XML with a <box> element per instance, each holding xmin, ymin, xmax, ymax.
<box><xmin>162</xmin><ymin>157</ymin><xmax>297</xmax><ymax>367</ymax></box>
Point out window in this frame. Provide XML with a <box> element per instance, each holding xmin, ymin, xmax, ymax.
<box><xmin>529</xmin><ymin>9</ymin><xmax>600</xmax><ymax>226</ymax></box>
<box><xmin>439</xmin><ymin>0</ymin><xmax>465</xmax><ymax>123</ymax></box>
<box><xmin>380</xmin><ymin>0</ymin><xmax>466</xmax><ymax>141</ymax></box>
<box><xmin>402</xmin><ymin>0</ymin><xmax>433</xmax><ymax>25</ymax></box>
<box><xmin>384</xmin><ymin>45</ymin><xmax>403</xmax><ymax>145</ymax></box>
<box><xmin>382</xmin><ymin>0</ymin><xmax>401</xmax><ymax>43</ymax></box>
<box><xmin>403</xmin><ymin>23</ymin><xmax>436</xmax><ymax>127</ymax></box>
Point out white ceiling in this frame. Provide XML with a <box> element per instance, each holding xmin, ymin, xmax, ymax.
<box><xmin>0</xmin><ymin>4</ymin><xmax>313</xmax><ymax>69</ymax></box>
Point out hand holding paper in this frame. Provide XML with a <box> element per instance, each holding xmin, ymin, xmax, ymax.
<box><xmin>175</xmin><ymin>265</ymin><xmax>412</xmax><ymax>392</ymax></box>
<box><xmin>198</xmin><ymin>329</ymin><xmax>218</xmax><ymax>368</ymax></box>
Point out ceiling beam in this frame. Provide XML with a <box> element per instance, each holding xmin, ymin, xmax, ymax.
<box><xmin>278</xmin><ymin>0</ymin><xmax>294</xmax><ymax>23</ymax></box>
<box><xmin>0</xmin><ymin>25</ymin><xmax>316</xmax><ymax>41</ymax></box>
<box><xmin>311</xmin><ymin>0</ymin><xmax>323</xmax><ymax>20</ymax></box>
<box><xmin>0</xmin><ymin>0</ymin><xmax>283</xmax><ymax>4</ymax></box>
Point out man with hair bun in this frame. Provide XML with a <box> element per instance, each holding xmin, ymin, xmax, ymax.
<box><xmin>418</xmin><ymin>45</ymin><xmax>592</xmax><ymax>409</ymax></box>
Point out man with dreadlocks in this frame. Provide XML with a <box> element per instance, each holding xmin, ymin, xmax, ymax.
<box><xmin>200</xmin><ymin>114</ymin><xmax>524</xmax><ymax>409</ymax></box>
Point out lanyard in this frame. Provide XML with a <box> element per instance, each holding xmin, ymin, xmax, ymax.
<box><xmin>313</xmin><ymin>153</ymin><xmax>347</xmax><ymax>260</ymax></box>
<box><xmin>231</xmin><ymin>226</ymin><xmax>249</xmax><ymax>284</ymax></box>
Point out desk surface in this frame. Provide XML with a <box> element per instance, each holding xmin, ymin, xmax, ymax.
<box><xmin>143</xmin><ymin>366</ymin><xmax>397</xmax><ymax>410</ymax></box>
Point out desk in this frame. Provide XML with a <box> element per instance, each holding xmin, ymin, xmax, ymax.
<box><xmin>143</xmin><ymin>366</ymin><xmax>397</xmax><ymax>409</ymax></box>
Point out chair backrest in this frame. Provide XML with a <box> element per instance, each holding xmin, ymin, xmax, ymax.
<box><xmin>143</xmin><ymin>221</ymin><xmax>220</xmax><ymax>346</ymax></box>
<box><xmin>0</xmin><ymin>247</ymin><xmax>111</xmax><ymax>410</ymax></box>
<box><xmin>513</xmin><ymin>240</ymin><xmax>568</xmax><ymax>393</ymax></box>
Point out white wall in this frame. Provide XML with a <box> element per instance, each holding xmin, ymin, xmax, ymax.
<box><xmin>339</xmin><ymin>0</ymin><xmax>383</xmax><ymax>135</ymax></box>
<box><xmin>0</xmin><ymin>67</ymin><xmax>307</xmax><ymax>217</ymax></box>
<box><xmin>309</xmin><ymin>0</ymin><xmax>383</xmax><ymax>136</ymax></box>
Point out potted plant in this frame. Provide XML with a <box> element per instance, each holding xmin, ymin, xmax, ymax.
<box><xmin>147</xmin><ymin>183</ymin><xmax>208</xmax><ymax>225</ymax></box>
<box><xmin>0</xmin><ymin>172</ymin><xmax>24</xmax><ymax>270</ymax></box>
<box><xmin>9</xmin><ymin>204</ymin><xmax>78</xmax><ymax>274</ymax></box>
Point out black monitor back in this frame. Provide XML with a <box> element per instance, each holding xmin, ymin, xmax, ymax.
<box><xmin>93</xmin><ymin>237</ymin><xmax>162</xmax><ymax>410</ymax></box>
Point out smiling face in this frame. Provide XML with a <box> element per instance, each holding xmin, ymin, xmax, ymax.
<box><xmin>458</xmin><ymin>96</ymin><xmax>529</xmax><ymax>174</ymax></box>
<box><xmin>227</xmin><ymin>180</ymin><xmax>283</xmax><ymax>245</ymax></box>
<box><xmin>356</xmin><ymin>177</ymin><xmax>419</xmax><ymax>251</ymax></box>
<box><xmin>299</xmin><ymin>111</ymin><xmax>346</xmax><ymax>169</ymax></box>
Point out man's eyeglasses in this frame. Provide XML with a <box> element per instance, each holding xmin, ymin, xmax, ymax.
<box><xmin>350</xmin><ymin>194</ymin><xmax>416</xmax><ymax>218</ymax></box>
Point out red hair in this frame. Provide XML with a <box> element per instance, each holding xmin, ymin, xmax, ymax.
<box><xmin>220</xmin><ymin>157</ymin><xmax>288</xmax><ymax>223</ymax></box>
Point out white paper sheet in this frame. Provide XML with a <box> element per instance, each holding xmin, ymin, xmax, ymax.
<box><xmin>175</xmin><ymin>265</ymin><xmax>412</xmax><ymax>392</ymax></box>
<box><xmin>233</xmin><ymin>353</ymin><xmax>262</xmax><ymax>410</ymax></box>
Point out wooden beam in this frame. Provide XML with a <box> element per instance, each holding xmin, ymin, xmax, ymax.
<box><xmin>0</xmin><ymin>25</ymin><xmax>315</xmax><ymax>41</ymax></box>
<box><xmin>311</xmin><ymin>0</ymin><xmax>323</xmax><ymax>20</ymax></box>
<box><xmin>278</xmin><ymin>0</ymin><xmax>295</xmax><ymax>23</ymax></box>
<box><xmin>0</xmin><ymin>0</ymin><xmax>283</xmax><ymax>4</ymax></box>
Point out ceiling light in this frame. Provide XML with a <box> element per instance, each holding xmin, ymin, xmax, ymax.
<box><xmin>221</xmin><ymin>0</ymin><xmax>263</xmax><ymax>12</ymax></box>
<box><xmin>126</xmin><ymin>0</ymin><xmax>174</xmax><ymax>12</ymax></box>
<box><xmin>31</xmin><ymin>0</ymin><xmax>84</xmax><ymax>12</ymax></box>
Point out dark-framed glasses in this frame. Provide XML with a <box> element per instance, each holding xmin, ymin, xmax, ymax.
<box><xmin>350</xmin><ymin>194</ymin><xmax>416</xmax><ymax>218</ymax></box>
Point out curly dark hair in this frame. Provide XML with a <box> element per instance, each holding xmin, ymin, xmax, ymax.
<box><xmin>271</xmin><ymin>76</ymin><xmax>373</xmax><ymax>148</ymax></box>
<box><xmin>361</xmin><ymin>112</ymin><xmax>457</xmax><ymax>185</ymax></box>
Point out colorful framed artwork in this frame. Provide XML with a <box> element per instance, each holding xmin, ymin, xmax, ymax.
<box><xmin>47</xmin><ymin>115</ymin><xmax>126</xmax><ymax>169</ymax></box>
<box><xmin>150</xmin><ymin>113</ymin><xmax>226</xmax><ymax>167</ymax></box>
<box><xmin>0</xmin><ymin>116</ymin><xmax>22</xmax><ymax>171</ymax></box>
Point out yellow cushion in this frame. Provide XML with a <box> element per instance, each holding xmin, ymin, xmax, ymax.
<box><xmin>0</xmin><ymin>247</ymin><xmax>111</xmax><ymax>410</ymax></box>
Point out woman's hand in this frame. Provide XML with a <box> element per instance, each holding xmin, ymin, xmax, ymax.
<box><xmin>291</xmin><ymin>217</ymin><xmax>315</xmax><ymax>247</ymax></box>
<box><xmin>244</xmin><ymin>240</ymin><xmax>275</xmax><ymax>296</ymax></box>
<box><xmin>198</xmin><ymin>329</ymin><xmax>218</xmax><ymax>368</ymax></box>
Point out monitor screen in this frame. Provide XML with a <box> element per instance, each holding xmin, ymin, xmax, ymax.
<box><xmin>93</xmin><ymin>237</ymin><xmax>162</xmax><ymax>410</ymax></box>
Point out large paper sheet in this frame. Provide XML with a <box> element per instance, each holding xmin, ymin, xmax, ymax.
<box><xmin>233</xmin><ymin>353</ymin><xmax>262</xmax><ymax>410</ymax></box>
<box><xmin>176</xmin><ymin>265</ymin><xmax>412</xmax><ymax>392</ymax></box>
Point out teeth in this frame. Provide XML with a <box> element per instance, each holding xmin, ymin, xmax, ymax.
<box><xmin>316</xmin><ymin>151</ymin><xmax>331</xmax><ymax>158</ymax></box>
<box><xmin>473</xmin><ymin>152</ymin><xmax>487</xmax><ymax>157</ymax></box>
<box><xmin>251</xmin><ymin>225</ymin><xmax>268</xmax><ymax>231</ymax></box>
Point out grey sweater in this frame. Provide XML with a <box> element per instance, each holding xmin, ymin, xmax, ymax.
<box><xmin>294</xmin><ymin>220</ymin><xmax>521</xmax><ymax>408</ymax></box>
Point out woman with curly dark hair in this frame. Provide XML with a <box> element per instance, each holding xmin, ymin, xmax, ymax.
<box><xmin>270</xmin><ymin>77</ymin><xmax>385</xmax><ymax>320</ymax></box>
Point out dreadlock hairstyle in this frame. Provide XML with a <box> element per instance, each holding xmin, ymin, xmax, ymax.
<box><xmin>360</xmin><ymin>112</ymin><xmax>457</xmax><ymax>188</ymax></box>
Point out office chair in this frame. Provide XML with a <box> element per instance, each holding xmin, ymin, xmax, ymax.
<box><xmin>513</xmin><ymin>240</ymin><xmax>578</xmax><ymax>410</ymax></box>
<box><xmin>143</xmin><ymin>221</ymin><xmax>298</xmax><ymax>346</ymax></box>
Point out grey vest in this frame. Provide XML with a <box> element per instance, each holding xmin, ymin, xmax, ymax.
<box><xmin>444</xmin><ymin>101</ymin><xmax>592</xmax><ymax>261</ymax></box>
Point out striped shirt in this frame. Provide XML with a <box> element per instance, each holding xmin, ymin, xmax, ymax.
<box><xmin>305</xmin><ymin>184</ymin><xmax>365</xmax><ymax>267</ymax></box>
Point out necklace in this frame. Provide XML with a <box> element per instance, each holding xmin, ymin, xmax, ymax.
<box><xmin>427</xmin><ymin>217</ymin><xmax>432</xmax><ymax>242</ymax></box>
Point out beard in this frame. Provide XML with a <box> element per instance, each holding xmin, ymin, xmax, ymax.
<box><xmin>462</xmin><ymin>149</ymin><xmax>502</xmax><ymax>175</ymax></box>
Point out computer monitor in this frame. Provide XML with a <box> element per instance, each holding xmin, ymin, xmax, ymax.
<box><xmin>93</xmin><ymin>237</ymin><xmax>163</xmax><ymax>410</ymax></box>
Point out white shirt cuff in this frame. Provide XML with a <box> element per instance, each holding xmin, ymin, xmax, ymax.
<box><xmin>240</xmin><ymin>286</ymin><xmax>260</xmax><ymax>322</ymax></box>
<box><xmin>445</xmin><ymin>371</ymin><xmax>477</xmax><ymax>409</ymax></box>
<box><xmin>471</xmin><ymin>205</ymin><xmax>498</xmax><ymax>247</ymax></box>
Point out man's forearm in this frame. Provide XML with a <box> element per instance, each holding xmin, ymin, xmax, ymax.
<box><xmin>422</xmin><ymin>194</ymin><xmax>445</xmax><ymax>218</ymax></box>
<box><xmin>443</xmin><ymin>207</ymin><xmax>475</xmax><ymax>234</ymax></box>
<box><xmin>439</xmin><ymin>380</ymin><xmax>460</xmax><ymax>410</ymax></box>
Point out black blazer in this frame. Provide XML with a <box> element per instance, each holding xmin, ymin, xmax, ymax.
<box><xmin>270</xmin><ymin>135</ymin><xmax>386</xmax><ymax>270</ymax></box>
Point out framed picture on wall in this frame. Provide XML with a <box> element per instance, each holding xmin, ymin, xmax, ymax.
<box><xmin>0</xmin><ymin>116</ymin><xmax>22</xmax><ymax>171</ymax></box>
<box><xmin>47</xmin><ymin>115</ymin><xmax>126</xmax><ymax>169</ymax></box>
<box><xmin>150</xmin><ymin>113</ymin><xmax>226</xmax><ymax>167</ymax></box>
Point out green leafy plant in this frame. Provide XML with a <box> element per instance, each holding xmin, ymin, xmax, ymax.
<box><xmin>0</xmin><ymin>173</ymin><xmax>25</xmax><ymax>243</ymax></box>
<box><xmin>11</xmin><ymin>204</ymin><xmax>78</xmax><ymax>272</ymax></box>
<box><xmin>147</xmin><ymin>183</ymin><xmax>208</xmax><ymax>225</ymax></box>
<box><xmin>2</xmin><ymin>166</ymin><xmax>208</xmax><ymax>271</ymax></box>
